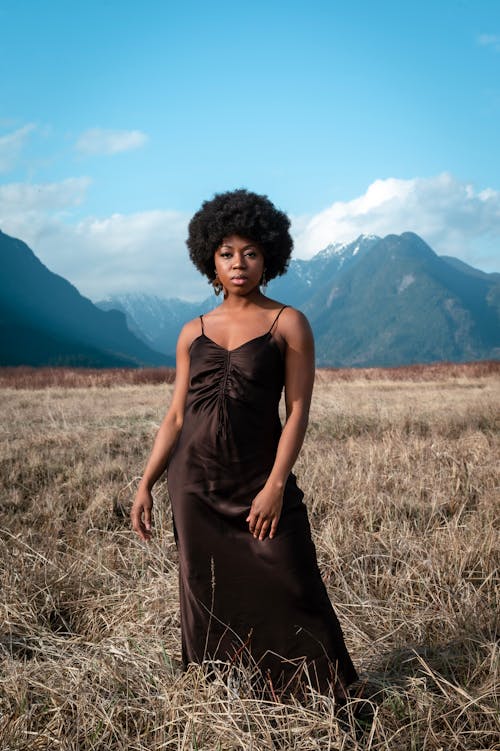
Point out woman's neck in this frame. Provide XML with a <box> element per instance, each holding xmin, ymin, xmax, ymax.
<box><xmin>219</xmin><ymin>289</ymin><xmax>268</xmax><ymax>310</ymax></box>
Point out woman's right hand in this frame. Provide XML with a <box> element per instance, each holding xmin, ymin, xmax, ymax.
<box><xmin>130</xmin><ymin>485</ymin><xmax>154</xmax><ymax>542</ymax></box>
<box><xmin>128</xmin><ymin>319</ymin><xmax>194</xmax><ymax>544</ymax></box>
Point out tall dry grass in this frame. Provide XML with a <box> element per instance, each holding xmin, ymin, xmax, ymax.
<box><xmin>0</xmin><ymin>367</ymin><xmax>498</xmax><ymax>750</ymax></box>
<box><xmin>0</xmin><ymin>366</ymin><xmax>177</xmax><ymax>390</ymax></box>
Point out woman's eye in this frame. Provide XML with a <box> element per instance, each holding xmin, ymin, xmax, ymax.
<box><xmin>245</xmin><ymin>251</ymin><xmax>257</xmax><ymax>257</ymax></box>
<box><xmin>220</xmin><ymin>252</ymin><xmax>231</xmax><ymax>258</ymax></box>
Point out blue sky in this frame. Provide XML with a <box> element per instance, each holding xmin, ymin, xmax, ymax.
<box><xmin>1</xmin><ymin>0</ymin><xmax>500</xmax><ymax>300</ymax></box>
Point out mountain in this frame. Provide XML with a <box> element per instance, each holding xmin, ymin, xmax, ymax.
<box><xmin>96</xmin><ymin>293</ymin><xmax>216</xmax><ymax>355</ymax></box>
<box><xmin>95</xmin><ymin>233</ymin><xmax>500</xmax><ymax>367</ymax></box>
<box><xmin>305</xmin><ymin>232</ymin><xmax>500</xmax><ymax>366</ymax></box>
<box><xmin>268</xmin><ymin>235</ymin><xmax>380</xmax><ymax>306</ymax></box>
<box><xmin>3</xmin><ymin>228</ymin><xmax>497</xmax><ymax>368</ymax></box>
<box><xmin>0</xmin><ymin>231</ymin><xmax>173</xmax><ymax>367</ymax></box>
<box><xmin>440</xmin><ymin>255</ymin><xmax>500</xmax><ymax>282</ymax></box>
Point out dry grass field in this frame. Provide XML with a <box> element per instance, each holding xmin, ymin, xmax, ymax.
<box><xmin>0</xmin><ymin>364</ymin><xmax>498</xmax><ymax>750</ymax></box>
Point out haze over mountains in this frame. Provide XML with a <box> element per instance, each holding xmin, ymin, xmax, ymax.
<box><xmin>1</xmin><ymin>229</ymin><xmax>499</xmax><ymax>368</ymax></box>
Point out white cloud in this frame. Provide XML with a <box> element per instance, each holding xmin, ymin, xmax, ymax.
<box><xmin>75</xmin><ymin>128</ymin><xmax>148</xmax><ymax>155</ymax></box>
<box><xmin>292</xmin><ymin>173</ymin><xmax>500</xmax><ymax>271</ymax></box>
<box><xmin>0</xmin><ymin>178</ymin><xmax>204</xmax><ymax>300</ymax></box>
<box><xmin>0</xmin><ymin>177</ymin><xmax>91</xmax><ymax>212</ymax></box>
<box><xmin>71</xmin><ymin>210</ymin><xmax>205</xmax><ymax>300</ymax></box>
<box><xmin>0</xmin><ymin>124</ymin><xmax>36</xmax><ymax>173</ymax></box>
<box><xmin>477</xmin><ymin>33</ymin><xmax>500</xmax><ymax>52</ymax></box>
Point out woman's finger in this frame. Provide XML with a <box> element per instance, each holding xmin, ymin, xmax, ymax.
<box><xmin>247</xmin><ymin>504</ymin><xmax>262</xmax><ymax>532</ymax></box>
<box><xmin>246</xmin><ymin>509</ymin><xmax>256</xmax><ymax>532</ymax></box>
<box><xmin>131</xmin><ymin>506</ymin><xmax>152</xmax><ymax>542</ymax></box>
<box><xmin>252</xmin><ymin>514</ymin><xmax>264</xmax><ymax>538</ymax></box>
<box><xmin>130</xmin><ymin>507</ymin><xmax>140</xmax><ymax>531</ymax></box>
<box><xmin>143</xmin><ymin>505</ymin><xmax>151</xmax><ymax>532</ymax></box>
<box><xmin>269</xmin><ymin>516</ymin><xmax>279</xmax><ymax>539</ymax></box>
<box><xmin>258</xmin><ymin>519</ymin><xmax>270</xmax><ymax>540</ymax></box>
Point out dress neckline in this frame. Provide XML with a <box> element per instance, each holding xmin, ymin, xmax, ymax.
<box><xmin>192</xmin><ymin>330</ymin><xmax>275</xmax><ymax>354</ymax></box>
<box><xmin>196</xmin><ymin>305</ymin><xmax>288</xmax><ymax>354</ymax></box>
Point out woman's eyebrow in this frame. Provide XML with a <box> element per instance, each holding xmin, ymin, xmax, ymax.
<box><xmin>219</xmin><ymin>243</ymin><xmax>257</xmax><ymax>250</ymax></box>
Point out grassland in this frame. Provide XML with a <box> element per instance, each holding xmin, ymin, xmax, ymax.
<box><xmin>0</xmin><ymin>364</ymin><xmax>498</xmax><ymax>750</ymax></box>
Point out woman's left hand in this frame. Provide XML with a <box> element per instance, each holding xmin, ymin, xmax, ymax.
<box><xmin>246</xmin><ymin>485</ymin><xmax>284</xmax><ymax>540</ymax></box>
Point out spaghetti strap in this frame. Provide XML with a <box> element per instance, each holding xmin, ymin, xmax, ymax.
<box><xmin>268</xmin><ymin>305</ymin><xmax>288</xmax><ymax>333</ymax></box>
<box><xmin>199</xmin><ymin>314</ymin><xmax>204</xmax><ymax>334</ymax></box>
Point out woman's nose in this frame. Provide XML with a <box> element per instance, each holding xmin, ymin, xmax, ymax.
<box><xmin>233</xmin><ymin>253</ymin><xmax>246</xmax><ymax>268</ymax></box>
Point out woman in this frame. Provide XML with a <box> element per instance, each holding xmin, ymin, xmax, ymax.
<box><xmin>131</xmin><ymin>189</ymin><xmax>357</xmax><ymax>700</ymax></box>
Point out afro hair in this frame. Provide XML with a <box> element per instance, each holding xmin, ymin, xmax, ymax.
<box><xmin>186</xmin><ymin>189</ymin><xmax>293</xmax><ymax>282</ymax></box>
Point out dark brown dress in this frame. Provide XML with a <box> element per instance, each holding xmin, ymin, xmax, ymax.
<box><xmin>166</xmin><ymin>306</ymin><xmax>358</xmax><ymax>697</ymax></box>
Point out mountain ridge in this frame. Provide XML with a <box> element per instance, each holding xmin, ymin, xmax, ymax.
<box><xmin>98</xmin><ymin>232</ymin><xmax>500</xmax><ymax>367</ymax></box>
<box><xmin>1</xmin><ymin>229</ymin><xmax>498</xmax><ymax>368</ymax></box>
<box><xmin>303</xmin><ymin>232</ymin><xmax>500</xmax><ymax>365</ymax></box>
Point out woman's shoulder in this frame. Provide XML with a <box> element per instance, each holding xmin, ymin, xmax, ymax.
<box><xmin>268</xmin><ymin>302</ymin><xmax>313</xmax><ymax>346</ymax></box>
<box><xmin>180</xmin><ymin>314</ymin><xmax>203</xmax><ymax>333</ymax></box>
<box><xmin>268</xmin><ymin>300</ymin><xmax>310</xmax><ymax>326</ymax></box>
<box><xmin>177</xmin><ymin>315</ymin><xmax>203</xmax><ymax>350</ymax></box>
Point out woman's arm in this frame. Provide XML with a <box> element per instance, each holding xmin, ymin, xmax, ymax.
<box><xmin>246</xmin><ymin>308</ymin><xmax>315</xmax><ymax>540</ymax></box>
<box><xmin>130</xmin><ymin>320</ymin><xmax>195</xmax><ymax>541</ymax></box>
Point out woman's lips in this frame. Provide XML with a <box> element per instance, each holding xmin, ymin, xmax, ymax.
<box><xmin>231</xmin><ymin>277</ymin><xmax>248</xmax><ymax>285</ymax></box>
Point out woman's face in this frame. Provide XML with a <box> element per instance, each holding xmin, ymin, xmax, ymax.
<box><xmin>213</xmin><ymin>235</ymin><xmax>265</xmax><ymax>295</ymax></box>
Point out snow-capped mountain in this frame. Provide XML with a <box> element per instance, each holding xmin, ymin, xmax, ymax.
<box><xmin>314</xmin><ymin>234</ymin><xmax>380</xmax><ymax>259</ymax></box>
<box><xmin>268</xmin><ymin>234</ymin><xmax>380</xmax><ymax>304</ymax></box>
<box><xmin>303</xmin><ymin>232</ymin><xmax>500</xmax><ymax>365</ymax></box>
